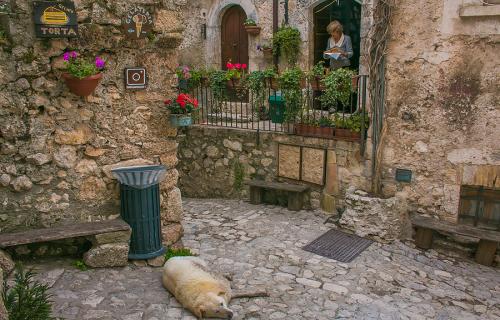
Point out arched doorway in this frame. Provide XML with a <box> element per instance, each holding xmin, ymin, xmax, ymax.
<box><xmin>221</xmin><ymin>5</ymin><xmax>249</xmax><ymax>69</ymax></box>
<box><xmin>313</xmin><ymin>0</ymin><xmax>361</xmax><ymax>69</ymax></box>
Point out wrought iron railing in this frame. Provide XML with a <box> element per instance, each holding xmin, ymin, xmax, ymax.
<box><xmin>179</xmin><ymin>75</ymin><xmax>368</xmax><ymax>142</ymax></box>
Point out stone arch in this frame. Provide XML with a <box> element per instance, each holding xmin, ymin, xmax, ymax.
<box><xmin>205</xmin><ymin>0</ymin><xmax>258</xmax><ymax>69</ymax></box>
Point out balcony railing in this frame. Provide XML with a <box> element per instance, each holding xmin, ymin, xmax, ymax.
<box><xmin>178</xmin><ymin>75</ymin><xmax>368</xmax><ymax>142</ymax></box>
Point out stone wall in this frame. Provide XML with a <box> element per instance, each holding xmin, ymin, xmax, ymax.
<box><xmin>0</xmin><ymin>0</ymin><xmax>185</xmax><ymax>246</ymax></box>
<box><xmin>177</xmin><ymin>126</ymin><xmax>367</xmax><ymax>211</ymax></box>
<box><xmin>380</xmin><ymin>0</ymin><xmax>500</xmax><ymax>221</ymax></box>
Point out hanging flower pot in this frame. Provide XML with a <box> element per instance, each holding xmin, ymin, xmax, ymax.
<box><xmin>169</xmin><ymin>114</ymin><xmax>193</xmax><ymax>127</ymax></box>
<box><xmin>61</xmin><ymin>51</ymin><xmax>106</xmax><ymax>97</ymax></box>
<box><xmin>62</xmin><ymin>73</ymin><xmax>103</xmax><ymax>97</ymax></box>
<box><xmin>164</xmin><ymin>93</ymin><xmax>199</xmax><ymax>128</ymax></box>
<box><xmin>245</xmin><ymin>25</ymin><xmax>261</xmax><ymax>35</ymax></box>
<box><xmin>262</xmin><ymin>47</ymin><xmax>273</xmax><ymax>58</ymax></box>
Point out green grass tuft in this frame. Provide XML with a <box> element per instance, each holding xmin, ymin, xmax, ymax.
<box><xmin>165</xmin><ymin>247</ymin><xmax>193</xmax><ymax>261</ymax></box>
<box><xmin>72</xmin><ymin>259</ymin><xmax>88</xmax><ymax>271</ymax></box>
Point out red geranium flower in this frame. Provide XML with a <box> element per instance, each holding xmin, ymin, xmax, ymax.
<box><xmin>241</xmin><ymin>64</ymin><xmax>247</xmax><ymax>70</ymax></box>
<box><xmin>235</xmin><ymin>63</ymin><xmax>241</xmax><ymax>69</ymax></box>
<box><xmin>226</xmin><ymin>62</ymin><xmax>234</xmax><ymax>69</ymax></box>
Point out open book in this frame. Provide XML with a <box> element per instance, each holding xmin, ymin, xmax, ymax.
<box><xmin>325</xmin><ymin>52</ymin><xmax>342</xmax><ymax>60</ymax></box>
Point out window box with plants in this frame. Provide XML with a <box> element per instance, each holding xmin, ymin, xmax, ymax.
<box><xmin>334</xmin><ymin>113</ymin><xmax>369</xmax><ymax>140</ymax></box>
<box><xmin>295</xmin><ymin>116</ymin><xmax>335</xmax><ymax>139</ymax></box>
<box><xmin>244</xmin><ymin>19</ymin><xmax>261</xmax><ymax>35</ymax></box>
<box><xmin>61</xmin><ymin>51</ymin><xmax>105</xmax><ymax>96</ymax></box>
<box><xmin>165</xmin><ymin>93</ymin><xmax>199</xmax><ymax>127</ymax></box>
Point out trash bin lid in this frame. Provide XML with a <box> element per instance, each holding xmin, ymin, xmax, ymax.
<box><xmin>269</xmin><ymin>95</ymin><xmax>285</xmax><ymax>103</ymax></box>
<box><xmin>111</xmin><ymin>165</ymin><xmax>167</xmax><ymax>189</ymax></box>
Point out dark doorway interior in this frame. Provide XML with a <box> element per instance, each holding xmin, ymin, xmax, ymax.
<box><xmin>313</xmin><ymin>0</ymin><xmax>361</xmax><ymax>70</ymax></box>
<box><xmin>221</xmin><ymin>5</ymin><xmax>249</xmax><ymax>69</ymax></box>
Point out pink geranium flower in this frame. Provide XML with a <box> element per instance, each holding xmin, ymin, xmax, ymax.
<box><xmin>241</xmin><ymin>64</ymin><xmax>247</xmax><ymax>70</ymax></box>
<box><xmin>235</xmin><ymin>63</ymin><xmax>241</xmax><ymax>69</ymax></box>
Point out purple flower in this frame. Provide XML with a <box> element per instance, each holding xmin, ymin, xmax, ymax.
<box><xmin>95</xmin><ymin>56</ymin><xmax>105</xmax><ymax>69</ymax></box>
<box><xmin>63</xmin><ymin>52</ymin><xmax>70</xmax><ymax>61</ymax></box>
<box><xmin>70</xmin><ymin>51</ymin><xmax>78</xmax><ymax>59</ymax></box>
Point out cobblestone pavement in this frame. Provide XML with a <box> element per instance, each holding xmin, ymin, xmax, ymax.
<box><xmin>34</xmin><ymin>198</ymin><xmax>499</xmax><ymax>319</ymax></box>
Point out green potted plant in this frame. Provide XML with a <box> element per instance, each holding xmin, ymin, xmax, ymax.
<box><xmin>279</xmin><ymin>67</ymin><xmax>304</xmax><ymax>132</ymax></box>
<box><xmin>164</xmin><ymin>93</ymin><xmax>199</xmax><ymax>127</ymax></box>
<box><xmin>244</xmin><ymin>18</ymin><xmax>261</xmax><ymax>35</ymax></box>
<box><xmin>263</xmin><ymin>67</ymin><xmax>278</xmax><ymax>90</ymax></box>
<box><xmin>208</xmin><ymin>69</ymin><xmax>227</xmax><ymax>112</ymax></box>
<box><xmin>257</xmin><ymin>43</ymin><xmax>273</xmax><ymax>59</ymax></box>
<box><xmin>334</xmin><ymin>113</ymin><xmax>369</xmax><ymax>140</ymax></box>
<box><xmin>272</xmin><ymin>25</ymin><xmax>301</xmax><ymax>66</ymax></box>
<box><xmin>244</xmin><ymin>70</ymin><xmax>268</xmax><ymax>120</ymax></box>
<box><xmin>225</xmin><ymin>61</ymin><xmax>247</xmax><ymax>88</ymax></box>
<box><xmin>62</xmin><ymin>51</ymin><xmax>105</xmax><ymax>96</ymax></box>
<box><xmin>319</xmin><ymin>68</ymin><xmax>354</xmax><ymax>111</ymax></box>
<box><xmin>308</xmin><ymin>61</ymin><xmax>326</xmax><ymax>91</ymax></box>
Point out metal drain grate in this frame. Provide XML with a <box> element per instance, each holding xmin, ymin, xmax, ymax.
<box><xmin>303</xmin><ymin>229</ymin><xmax>373</xmax><ymax>263</ymax></box>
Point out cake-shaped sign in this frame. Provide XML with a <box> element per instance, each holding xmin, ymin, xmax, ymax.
<box><xmin>124</xmin><ymin>7</ymin><xmax>153</xmax><ymax>39</ymax></box>
<box><xmin>33</xmin><ymin>1</ymin><xmax>78</xmax><ymax>38</ymax></box>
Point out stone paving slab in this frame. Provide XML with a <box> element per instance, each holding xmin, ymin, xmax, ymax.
<box><xmin>29</xmin><ymin>198</ymin><xmax>500</xmax><ymax>319</ymax></box>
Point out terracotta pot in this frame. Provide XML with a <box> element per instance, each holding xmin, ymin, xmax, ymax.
<box><xmin>244</xmin><ymin>25</ymin><xmax>261</xmax><ymax>35</ymax></box>
<box><xmin>310</xmin><ymin>77</ymin><xmax>325</xmax><ymax>91</ymax></box>
<box><xmin>318</xmin><ymin>126</ymin><xmax>334</xmax><ymax>138</ymax></box>
<box><xmin>262</xmin><ymin>48</ymin><xmax>273</xmax><ymax>58</ymax></box>
<box><xmin>334</xmin><ymin>128</ymin><xmax>351</xmax><ymax>139</ymax></box>
<box><xmin>351</xmin><ymin>75</ymin><xmax>359</xmax><ymax>90</ymax></box>
<box><xmin>62</xmin><ymin>73</ymin><xmax>102</xmax><ymax>96</ymax></box>
<box><xmin>350</xmin><ymin>131</ymin><xmax>361</xmax><ymax>140</ymax></box>
<box><xmin>226</xmin><ymin>78</ymin><xmax>241</xmax><ymax>89</ymax></box>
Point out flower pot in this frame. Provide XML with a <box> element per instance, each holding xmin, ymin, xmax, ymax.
<box><xmin>201</xmin><ymin>76</ymin><xmax>209</xmax><ymax>87</ymax></box>
<box><xmin>334</xmin><ymin>128</ymin><xmax>351</xmax><ymax>139</ymax></box>
<box><xmin>262</xmin><ymin>48</ymin><xmax>273</xmax><ymax>59</ymax></box>
<box><xmin>317</xmin><ymin>126</ymin><xmax>334</xmax><ymax>138</ymax></box>
<box><xmin>295</xmin><ymin>123</ymin><xmax>306</xmax><ymax>135</ymax></box>
<box><xmin>62</xmin><ymin>73</ymin><xmax>102</xmax><ymax>96</ymax></box>
<box><xmin>169</xmin><ymin>114</ymin><xmax>193</xmax><ymax>127</ymax></box>
<box><xmin>310</xmin><ymin>77</ymin><xmax>325</xmax><ymax>91</ymax></box>
<box><xmin>268</xmin><ymin>78</ymin><xmax>279</xmax><ymax>90</ymax></box>
<box><xmin>350</xmin><ymin>131</ymin><xmax>361</xmax><ymax>140</ymax></box>
<box><xmin>351</xmin><ymin>75</ymin><xmax>359</xmax><ymax>90</ymax></box>
<box><xmin>244</xmin><ymin>25</ymin><xmax>261</xmax><ymax>35</ymax></box>
<box><xmin>226</xmin><ymin>78</ymin><xmax>241</xmax><ymax>89</ymax></box>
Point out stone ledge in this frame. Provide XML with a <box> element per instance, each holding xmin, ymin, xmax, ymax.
<box><xmin>459</xmin><ymin>5</ymin><xmax>500</xmax><ymax>17</ymax></box>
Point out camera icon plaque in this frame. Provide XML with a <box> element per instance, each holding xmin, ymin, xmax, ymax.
<box><xmin>125</xmin><ymin>67</ymin><xmax>147</xmax><ymax>90</ymax></box>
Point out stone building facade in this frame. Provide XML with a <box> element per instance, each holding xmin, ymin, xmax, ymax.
<box><xmin>379</xmin><ymin>0</ymin><xmax>500</xmax><ymax>223</ymax></box>
<box><xmin>176</xmin><ymin>0</ymin><xmax>499</xmax><ymax>245</ymax></box>
<box><xmin>0</xmin><ymin>0</ymin><xmax>185</xmax><ymax>247</ymax></box>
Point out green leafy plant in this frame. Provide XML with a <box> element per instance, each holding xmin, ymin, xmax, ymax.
<box><xmin>272</xmin><ymin>25</ymin><xmax>301</xmax><ymax>65</ymax></box>
<box><xmin>319</xmin><ymin>68</ymin><xmax>355</xmax><ymax>110</ymax></box>
<box><xmin>309</xmin><ymin>61</ymin><xmax>326</xmax><ymax>79</ymax></box>
<box><xmin>279</xmin><ymin>67</ymin><xmax>304</xmax><ymax>122</ymax></box>
<box><xmin>244</xmin><ymin>71</ymin><xmax>267</xmax><ymax>117</ymax></box>
<box><xmin>165</xmin><ymin>247</ymin><xmax>194</xmax><ymax>261</ymax></box>
<box><xmin>63</xmin><ymin>51</ymin><xmax>105</xmax><ymax>79</ymax></box>
<box><xmin>72</xmin><ymin>259</ymin><xmax>88</xmax><ymax>271</ymax></box>
<box><xmin>244</xmin><ymin>18</ymin><xmax>256</xmax><ymax>26</ymax></box>
<box><xmin>334</xmin><ymin>113</ymin><xmax>369</xmax><ymax>132</ymax></box>
<box><xmin>3</xmin><ymin>264</ymin><xmax>55</xmax><ymax>320</ymax></box>
<box><xmin>319</xmin><ymin>116</ymin><xmax>334</xmax><ymax>127</ymax></box>
<box><xmin>208</xmin><ymin>70</ymin><xmax>228</xmax><ymax>111</ymax></box>
<box><xmin>233</xmin><ymin>161</ymin><xmax>245</xmax><ymax>191</ymax></box>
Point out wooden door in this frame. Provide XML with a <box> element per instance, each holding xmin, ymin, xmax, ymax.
<box><xmin>221</xmin><ymin>6</ymin><xmax>248</xmax><ymax>69</ymax></box>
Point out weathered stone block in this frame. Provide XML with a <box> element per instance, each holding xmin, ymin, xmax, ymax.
<box><xmin>147</xmin><ymin>255</ymin><xmax>166</xmax><ymax>268</ymax></box>
<box><xmin>53</xmin><ymin>146</ymin><xmax>77</xmax><ymax>169</ymax></box>
<box><xmin>90</xmin><ymin>230</ymin><xmax>131</xmax><ymax>246</ymax></box>
<box><xmin>339</xmin><ymin>187</ymin><xmax>411</xmax><ymax>243</ymax></box>
<box><xmin>55</xmin><ymin>124</ymin><xmax>93</xmax><ymax>145</ymax></box>
<box><xmin>162</xmin><ymin>187</ymin><xmax>183</xmax><ymax>223</ymax></box>
<box><xmin>83</xmin><ymin>243</ymin><xmax>129</xmax><ymax>268</ymax></box>
<box><xmin>10</xmin><ymin>175</ymin><xmax>32</xmax><ymax>192</ymax></box>
<box><xmin>162</xmin><ymin>223</ymin><xmax>183</xmax><ymax>246</ymax></box>
<box><xmin>0</xmin><ymin>249</ymin><xmax>14</xmax><ymax>274</ymax></box>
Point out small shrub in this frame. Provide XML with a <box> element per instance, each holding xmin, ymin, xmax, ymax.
<box><xmin>272</xmin><ymin>25</ymin><xmax>301</xmax><ymax>65</ymax></box>
<box><xmin>72</xmin><ymin>259</ymin><xmax>88</xmax><ymax>271</ymax></box>
<box><xmin>3</xmin><ymin>264</ymin><xmax>54</xmax><ymax>320</ymax></box>
<box><xmin>165</xmin><ymin>247</ymin><xmax>193</xmax><ymax>261</ymax></box>
<box><xmin>233</xmin><ymin>161</ymin><xmax>245</xmax><ymax>191</ymax></box>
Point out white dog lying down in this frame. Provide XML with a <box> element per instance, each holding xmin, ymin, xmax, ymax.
<box><xmin>162</xmin><ymin>256</ymin><xmax>233</xmax><ymax>319</ymax></box>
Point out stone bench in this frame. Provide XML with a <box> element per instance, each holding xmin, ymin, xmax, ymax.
<box><xmin>0</xmin><ymin>219</ymin><xmax>131</xmax><ymax>268</ymax></box>
<box><xmin>246</xmin><ymin>180</ymin><xmax>310</xmax><ymax>211</ymax></box>
<box><xmin>411</xmin><ymin>216</ymin><xmax>500</xmax><ymax>266</ymax></box>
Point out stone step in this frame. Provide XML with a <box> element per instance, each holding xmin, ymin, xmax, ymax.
<box><xmin>206</xmin><ymin>112</ymin><xmax>254</xmax><ymax>124</ymax></box>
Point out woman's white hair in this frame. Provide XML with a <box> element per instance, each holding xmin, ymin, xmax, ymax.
<box><xmin>326</xmin><ymin>20</ymin><xmax>343</xmax><ymax>34</ymax></box>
